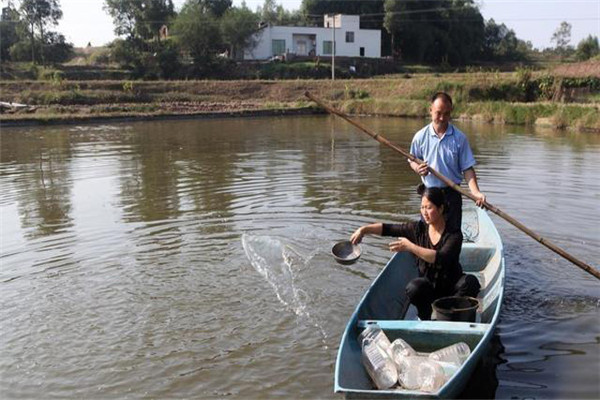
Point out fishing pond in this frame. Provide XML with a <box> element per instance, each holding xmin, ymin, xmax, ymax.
<box><xmin>1</xmin><ymin>115</ymin><xmax>598</xmax><ymax>398</ymax></box>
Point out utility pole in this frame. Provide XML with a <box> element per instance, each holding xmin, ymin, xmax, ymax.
<box><xmin>329</xmin><ymin>14</ymin><xmax>336</xmax><ymax>80</ymax></box>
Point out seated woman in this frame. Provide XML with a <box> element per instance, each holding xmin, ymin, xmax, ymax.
<box><xmin>350</xmin><ymin>185</ymin><xmax>480</xmax><ymax>320</ymax></box>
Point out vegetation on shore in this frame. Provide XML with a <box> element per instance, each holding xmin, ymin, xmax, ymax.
<box><xmin>1</xmin><ymin>60</ymin><xmax>598</xmax><ymax>132</ymax></box>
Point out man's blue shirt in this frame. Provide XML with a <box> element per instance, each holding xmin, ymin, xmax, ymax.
<box><xmin>410</xmin><ymin>123</ymin><xmax>476</xmax><ymax>187</ymax></box>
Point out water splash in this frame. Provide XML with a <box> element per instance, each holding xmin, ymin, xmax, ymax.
<box><xmin>241</xmin><ymin>234</ymin><xmax>328</xmax><ymax>345</ymax></box>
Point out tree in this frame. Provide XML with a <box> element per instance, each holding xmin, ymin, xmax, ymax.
<box><xmin>384</xmin><ymin>0</ymin><xmax>484</xmax><ymax>65</ymax></box>
<box><xmin>144</xmin><ymin>0</ymin><xmax>175</xmax><ymax>43</ymax></box>
<box><xmin>220</xmin><ymin>5</ymin><xmax>259</xmax><ymax>59</ymax></box>
<box><xmin>259</xmin><ymin>0</ymin><xmax>302</xmax><ymax>26</ymax></box>
<box><xmin>575</xmin><ymin>35</ymin><xmax>599</xmax><ymax>61</ymax></box>
<box><xmin>551</xmin><ymin>21</ymin><xmax>572</xmax><ymax>54</ymax></box>
<box><xmin>172</xmin><ymin>0</ymin><xmax>222</xmax><ymax>73</ymax></box>
<box><xmin>1</xmin><ymin>5</ymin><xmax>23</xmax><ymax>61</ymax></box>
<box><xmin>483</xmin><ymin>18</ymin><xmax>526</xmax><ymax>61</ymax></box>
<box><xmin>197</xmin><ymin>0</ymin><xmax>232</xmax><ymax>18</ymax></box>
<box><xmin>41</xmin><ymin>31</ymin><xmax>74</xmax><ymax>63</ymax></box>
<box><xmin>442</xmin><ymin>0</ymin><xmax>484</xmax><ymax>65</ymax></box>
<box><xmin>19</xmin><ymin>0</ymin><xmax>63</xmax><ymax>64</ymax></box>
<box><xmin>259</xmin><ymin>0</ymin><xmax>277</xmax><ymax>24</ymax></box>
<box><xmin>104</xmin><ymin>0</ymin><xmax>175</xmax><ymax>42</ymax></box>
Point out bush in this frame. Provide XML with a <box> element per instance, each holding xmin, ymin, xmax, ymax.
<box><xmin>156</xmin><ymin>41</ymin><xmax>182</xmax><ymax>79</ymax></box>
<box><xmin>515</xmin><ymin>66</ymin><xmax>535</xmax><ymax>101</ymax></box>
<box><xmin>89</xmin><ymin>48</ymin><xmax>111</xmax><ymax>65</ymax></box>
<box><xmin>344</xmin><ymin>84</ymin><xmax>369</xmax><ymax>99</ymax></box>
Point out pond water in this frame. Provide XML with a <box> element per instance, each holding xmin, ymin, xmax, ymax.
<box><xmin>1</xmin><ymin>115</ymin><xmax>598</xmax><ymax>399</ymax></box>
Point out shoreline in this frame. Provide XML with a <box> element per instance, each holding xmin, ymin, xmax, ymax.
<box><xmin>0</xmin><ymin>107</ymin><xmax>324</xmax><ymax>127</ymax></box>
<box><xmin>1</xmin><ymin>76</ymin><xmax>598</xmax><ymax>131</ymax></box>
<box><xmin>2</xmin><ymin>103</ymin><xmax>599</xmax><ymax>133</ymax></box>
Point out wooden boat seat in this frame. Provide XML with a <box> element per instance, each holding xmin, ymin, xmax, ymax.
<box><xmin>460</xmin><ymin>244</ymin><xmax>496</xmax><ymax>272</ymax></box>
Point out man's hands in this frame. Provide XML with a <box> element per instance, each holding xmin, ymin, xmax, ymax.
<box><xmin>472</xmin><ymin>191</ymin><xmax>486</xmax><ymax>208</ymax></box>
<box><xmin>413</xmin><ymin>161</ymin><xmax>429</xmax><ymax>176</ymax></box>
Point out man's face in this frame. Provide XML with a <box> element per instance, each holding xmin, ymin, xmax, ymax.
<box><xmin>430</xmin><ymin>98</ymin><xmax>453</xmax><ymax>134</ymax></box>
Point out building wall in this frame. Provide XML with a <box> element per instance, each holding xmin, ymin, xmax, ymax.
<box><xmin>244</xmin><ymin>15</ymin><xmax>381</xmax><ymax>60</ymax></box>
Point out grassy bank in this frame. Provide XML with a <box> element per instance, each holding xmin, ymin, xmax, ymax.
<box><xmin>1</xmin><ymin>66</ymin><xmax>598</xmax><ymax>131</ymax></box>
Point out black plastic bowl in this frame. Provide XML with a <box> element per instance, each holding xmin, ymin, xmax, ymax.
<box><xmin>432</xmin><ymin>296</ymin><xmax>480</xmax><ymax>322</ymax></box>
<box><xmin>331</xmin><ymin>241</ymin><xmax>362</xmax><ymax>265</ymax></box>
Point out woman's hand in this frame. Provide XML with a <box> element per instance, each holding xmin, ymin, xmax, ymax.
<box><xmin>350</xmin><ymin>227</ymin><xmax>364</xmax><ymax>245</ymax></box>
<box><xmin>388</xmin><ymin>237</ymin><xmax>414</xmax><ymax>253</ymax></box>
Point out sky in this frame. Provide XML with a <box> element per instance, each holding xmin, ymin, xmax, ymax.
<box><xmin>7</xmin><ymin>0</ymin><xmax>597</xmax><ymax>50</ymax></box>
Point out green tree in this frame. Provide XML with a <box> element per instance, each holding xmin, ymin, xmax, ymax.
<box><xmin>1</xmin><ymin>5</ymin><xmax>23</xmax><ymax>61</ymax></box>
<box><xmin>145</xmin><ymin>0</ymin><xmax>175</xmax><ymax>43</ymax></box>
<box><xmin>443</xmin><ymin>0</ymin><xmax>484</xmax><ymax>65</ymax></box>
<box><xmin>220</xmin><ymin>5</ymin><xmax>259</xmax><ymax>59</ymax></box>
<box><xmin>41</xmin><ymin>31</ymin><xmax>74</xmax><ymax>63</ymax></box>
<box><xmin>275</xmin><ymin>5</ymin><xmax>302</xmax><ymax>26</ymax></box>
<box><xmin>384</xmin><ymin>0</ymin><xmax>484</xmax><ymax>65</ymax></box>
<box><xmin>172</xmin><ymin>0</ymin><xmax>222</xmax><ymax>73</ymax></box>
<box><xmin>575</xmin><ymin>35</ymin><xmax>599</xmax><ymax>61</ymax></box>
<box><xmin>19</xmin><ymin>0</ymin><xmax>63</xmax><ymax>64</ymax></box>
<box><xmin>259</xmin><ymin>0</ymin><xmax>277</xmax><ymax>24</ymax></box>
<box><xmin>551</xmin><ymin>21</ymin><xmax>572</xmax><ymax>55</ymax></box>
<box><xmin>197</xmin><ymin>0</ymin><xmax>232</xmax><ymax>18</ymax></box>
<box><xmin>483</xmin><ymin>18</ymin><xmax>526</xmax><ymax>61</ymax></box>
<box><xmin>104</xmin><ymin>0</ymin><xmax>175</xmax><ymax>42</ymax></box>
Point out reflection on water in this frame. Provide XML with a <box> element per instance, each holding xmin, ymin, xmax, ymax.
<box><xmin>1</xmin><ymin>116</ymin><xmax>598</xmax><ymax>399</ymax></box>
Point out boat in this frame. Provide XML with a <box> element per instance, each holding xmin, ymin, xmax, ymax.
<box><xmin>334</xmin><ymin>206</ymin><xmax>505</xmax><ymax>398</ymax></box>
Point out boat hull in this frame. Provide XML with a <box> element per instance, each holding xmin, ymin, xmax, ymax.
<box><xmin>334</xmin><ymin>208</ymin><xmax>505</xmax><ymax>399</ymax></box>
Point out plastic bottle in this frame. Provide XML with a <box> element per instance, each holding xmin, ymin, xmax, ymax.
<box><xmin>418</xmin><ymin>360</ymin><xmax>447</xmax><ymax>392</ymax></box>
<box><xmin>436</xmin><ymin>360</ymin><xmax>460</xmax><ymax>380</ymax></box>
<box><xmin>428</xmin><ymin>342</ymin><xmax>471</xmax><ymax>366</ymax></box>
<box><xmin>358</xmin><ymin>324</ymin><xmax>393</xmax><ymax>358</ymax></box>
<box><xmin>396</xmin><ymin>355</ymin><xmax>428</xmax><ymax>390</ymax></box>
<box><xmin>390</xmin><ymin>338</ymin><xmax>417</xmax><ymax>370</ymax></box>
<box><xmin>361</xmin><ymin>338</ymin><xmax>398</xmax><ymax>389</ymax></box>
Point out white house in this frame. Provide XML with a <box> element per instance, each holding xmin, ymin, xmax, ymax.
<box><xmin>244</xmin><ymin>15</ymin><xmax>381</xmax><ymax>60</ymax></box>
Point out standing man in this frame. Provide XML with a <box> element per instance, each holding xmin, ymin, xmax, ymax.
<box><xmin>408</xmin><ymin>92</ymin><xmax>486</xmax><ymax>232</ymax></box>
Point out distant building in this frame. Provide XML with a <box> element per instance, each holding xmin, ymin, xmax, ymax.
<box><xmin>244</xmin><ymin>15</ymin><xmax>381</xmax><ymax>60</ymax></box>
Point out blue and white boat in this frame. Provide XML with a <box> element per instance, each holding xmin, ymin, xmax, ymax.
<box><xmin>334</xmin><ymin>207</ymin><xmax>505</xmax><ymax>398</ymax></box>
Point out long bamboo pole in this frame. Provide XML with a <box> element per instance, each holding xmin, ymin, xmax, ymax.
<box><xmin>305</xmin><ymin>91</ymin><xmax>599</xmax><ymax>281</ymax></box>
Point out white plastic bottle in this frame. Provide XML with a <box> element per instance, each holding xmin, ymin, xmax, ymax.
<box><xmin>397</xmin><ymin>355</ymin><xmax>428</xmax><ymax>390</ymax></box>
<box><xmin>390</xmin><ymin>338</ymin><xmax>417</xmax><ymax>369</ymax></box>
<box><xmin>428</xmin><ymin>342</ymin><xmax>471</xmax><ymax>366</ymax></box>
<box><xmin>361</xmin><ymin>338</ymin><xmax>398</xmax><ymax>389</ymax></box>
<box><xmin>358</xmin><ymin>324</ymin><xmax>393</xmax><ymax>358</ymax></box>
<box><xmin>418</xmin><ymin>360</ymin><xmax>447</xmax><ymax>392</ymax></box>
<box><xmin>436</xmin><ymin>360</ymin><xmax>460</xmax><ymax>380</ymax></box>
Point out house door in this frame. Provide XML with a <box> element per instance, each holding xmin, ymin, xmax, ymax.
<box><xmin>360</xmin><ymin>47</ymin><xmax>365</xmax><ymax>57</ymax></box>
<box><xmin>297</xmin><ymin>40</ymin><xmax>307</xmax><ymax>56</ymax></box>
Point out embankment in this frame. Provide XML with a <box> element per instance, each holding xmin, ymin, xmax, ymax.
<box><xmin>1</xmin><ymin>71</ymin><xmax>598</xmax><ymax>131</ymax></box>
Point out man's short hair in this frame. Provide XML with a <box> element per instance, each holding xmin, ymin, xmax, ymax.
<box><xmin>431</xmin><ymin>92</ymin><xmax>453</xmax><ymax>108</ymax></box>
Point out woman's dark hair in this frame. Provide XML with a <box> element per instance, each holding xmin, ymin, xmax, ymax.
<box><xmin>417</xmin><ymin>184</ymin><xmax>447</xmax><ymax>213</ymax></box>
<box><xmin>431</xmin><ymin>92</ymin><xmax>453</xmax><ymax>108</ymax></box>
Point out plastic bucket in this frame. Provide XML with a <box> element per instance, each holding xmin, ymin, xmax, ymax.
<box><xmin>432</xmin><ymin>296</ymin><xmax>479</xmax><ymax>322</ymax></box>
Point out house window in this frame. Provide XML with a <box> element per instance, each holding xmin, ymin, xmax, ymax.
<box><xmin>360</xmin><ymin>47</ymin><xmax>365</xmax><ymax>57</ymax></box>
<box><xmin>272</xmin><ymin>39</ymin><xmax>286</xmax><ymax>55</ymax></box>
<box><xmin>323</xmin><ymin>41</ymin><xmax>333</xmax><ymax>55</ymax></box>
<box><xmin>346</xmin><ymin>31</ymin><xmax>354</xmax><ymax>43</ymax></box>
